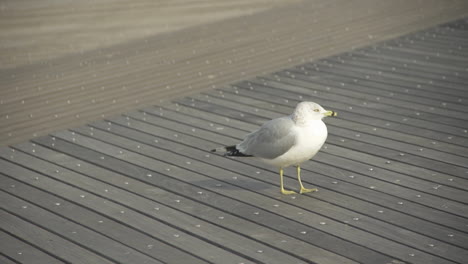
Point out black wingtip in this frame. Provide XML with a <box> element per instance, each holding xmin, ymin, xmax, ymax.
<box><xmin>224</xmin><ymin>145</ymin><xmax>252</xmax><ymax>157</ymax></box>
<box><xmin>211</xmin><ymin>145</ymin><xmax>252</xmax><ymax>157</ymax></box>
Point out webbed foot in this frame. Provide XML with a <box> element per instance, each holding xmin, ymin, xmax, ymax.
<box><xmin>300</xmin><ymin>187</ymin><xmax>318</xmax><ymax>194</ymax></box>
<box><xmin>281</xmin><ymin>188</ymin><xmax>297</xmax><ymax>195</ymax></box>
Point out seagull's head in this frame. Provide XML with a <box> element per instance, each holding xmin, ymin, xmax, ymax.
<box><xmin>293</xmin><ymin>102</ymin><xmax>337</xmax><ymax>122</ymax></box>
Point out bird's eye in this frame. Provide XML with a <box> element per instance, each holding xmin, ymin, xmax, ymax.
<box><xmin>313</xmin><ymin>109</ymin><xmax>320</xmax><ymax>112</ymax></box>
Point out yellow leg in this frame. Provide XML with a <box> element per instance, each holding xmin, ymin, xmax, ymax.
<box><xmin>280</xmin><ymin>168</ymin><xmax>296</xmax><ymax>195</ymax></box>
<box><xmin>297</xmin><ymin>166</ymin><xmax>318</xmax><ymax>194</ymax></box>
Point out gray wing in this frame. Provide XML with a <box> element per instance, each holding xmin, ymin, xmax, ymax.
<box><xmin>237</xmin><ymin>116</ymin><xmax>297</xmax><ymax>159</ymax></box>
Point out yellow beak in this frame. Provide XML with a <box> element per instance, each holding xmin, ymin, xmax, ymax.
<box><xmin>324</xmin><ymin>110</ymin><xmax>337</xmax><ymax>117</ymax></box>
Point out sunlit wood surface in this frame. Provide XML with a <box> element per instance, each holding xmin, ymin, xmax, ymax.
<box><xmin>1</xmin><ymin>16</ymin><xmax>468</xmax><ymax>263</ymax></box>
<box><xmin>1</xmin><ymin>0</ymin><xmax>467</xmax><ymax>146</ymax></box>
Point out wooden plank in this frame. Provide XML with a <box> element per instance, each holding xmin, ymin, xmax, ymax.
<box><xmin>0</xmin><ymin>161</ymin><xmax>205</xmax><ymax>264</ymax></box>
<box><xmin>307</xmin><ymin>59</ymin><xmax>468</xmax><ymax>100</ymax></box>
<box><xmin>5</xmin><ymin>146</ymin><xmax>332</xmax><ymax>261</ymax></box>
<box><xmin>242</xmin><ymin>76</ymin><xmax>468</xmax><ymax>146</ymax></box>
<box><xmin>213</xmin><ymin>86</ymin><xmax>468</xmax><ymax>163</ymax></box>
<box><xmin>3</xmin><ymin>0</ymin><xmax>468</xmax><ymax>146</ymax></box>
<box><xmin>0</xmin><ymin>153</ymin><xmax>256</xmax><ymax>264</ymax></box>
<box><xmin>0</xmin><ymin>229</ymin><xmax>64</xmax><ymax>264</ymax></box>
<box><xmin>74</xmin><ymin>117</ymin><xmax>468</xmax><ymax>263</ymax></box>
<box><xmin>1</xmin><ymin>15</ymin><xmax>468</xmax><ymax>264</ymax></box>
<box><xmin>117</xmin><ymin>102</ymin><xmax>468</xmax><ymax>263</ymax></box>
<box><xmin>384</xmin><ymin>37</ymin><xmax>468</xmax><ymax>57</ymax></box>
<box><xmin>312</xmin><ymin>50</ymin><xmax>468</xmax><ymax>89</ymax></box>
<box><xmin>328</xmin><ymin>45</ymin><xmax>468</xmax><ymax>75</ymax></box>
<box><xmin>41</xmin><ymin>126</ymin><xmax>465</xmax><ymax>264</ymax></box>
<box><xmin>389</xmin><ymin>33</ymin><xmax>468</xmax><ymax>49</ymax></box>
<box><xmin>177</xmin><ymin>89</ymin><xmax>468</xmax><ymax>155</ymax></box>
<box><xmin>331</xmin><ymin>49</ymin><xmax>468</xmax><ymax>80</ymax></box>
<box><xmin>10</xmin><ymin>141</ymin><xmax>359</xmax><ymax>264</ymax></box>
<box><xmin>164</xmin><ymin>100</ymin><xmax>468</xmax><ymax>207</ymax></box>
<box><xmin>0</xmin><ymin>150</ymin><xmax>209</xmax><ymax>264</ymax></box>
<box><xmin>378</xmin><ymin>46</ymin><xmax>468</xmax><ymax>68</ymax></box>
<box><xmin>343</xmin><ymin>50</ymin><xmax>468</xmax><ymax>80</ymax></box>
<box><xmin>0</xmin><ymin>207</ymin><xmax>114</xmax><ymax>264</ymax></box>
<box><xmin>305</xmin><ymin>58</ymin><xmax>468</xmax><ymax>108</ymax></box>
<box><xmin>0</xmin><ymin>188</ymin><xmax>161</xmax><ymax>264</ymax></box>
<box><xmin>277</xmin><ymin>67</ymin><xmax>468</xmax><ymax>127</ymax></box>
<box><xmin>170</xmin><ymin>97</ymin><xmax>468</xmax><ymax>227</ymax></box>
<box><xmin>34</xmin><ymin>131</ymin><xmax>396</xmax><ymax>264</ymax></box>
<box><xmin>187</xmin><ymin>92</ymin><xmax>468</xmax><ymax>184</ymax></box>
<box><xmin>95</xmin><ymin>111</ymin><xmax>468</xmax><ymax>246</ymax></box>
<box><xmin>34</xmin><ymin>131</ymin><xmax>397</xmax><ymax>264</ymax></box>
<box><xmin>0</xmin><ymin>254</ymin><xmax>17</xmax><ymax>264</ymax></box>
<box><xmin>376</xmin><ymin>38</ymin><xmax>468</xmax><ymax>58</ymax></box>
<box><xmin>350</xmin><ymin>47</ymin><xmax>467</xmax><ymax>74</ymax></box>
<box><xmin>0</xmin><ymin>168</ymin><xmax>211</xmax><ymax>264</ymax></box>
<box><xmin>237</xmin><ymin>87</ymin><xmax>467</xmax><ymax>162</ymax></box>
<box><xmin>360</xmin><ymin>47</ymin><xmax>467</xmax><ymax>73</ymax></box>
<box><xmin>389</xmin><ymin>40</ymin><xmax>468</xmax><ymax>59</ymax></box>
<box><xmin>211</xmin><ymin>87</ymin><xmax>468</xmax><ymax>180</ymax></box>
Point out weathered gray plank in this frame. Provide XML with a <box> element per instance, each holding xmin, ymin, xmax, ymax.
<box><xmin>0</xmin><ymin>155</ymin><xmax>207</xmax><ymax>264</ymax></box>
<box><xmin>2</xmin><ymin>17</ymin><xmax>468</xmax><ymax>264</ymax></box>
<box><xmin>213</xmin><ymin>86</ymin><xmax>468</xmax><ymax>165</ymax></box>
<box><xmin>279</xmin><ymin>66</ymin><xmax>467</xmax><ymax>111</ymax></box>
<box><xmin>0</xmin><ymin>152</ymin><xmax>257</xmax><ymax>264</ymax></box>
<box><xmin>0</xmin><ymin>148</ymin><xmax>210</xmax><ymax>264</ymax></box>
<box><xmin>306</xmin><ymin>60</ymin><xmax>468</xmax><ymax>100</ymax></box>
<box><xmin>42</xmin><ymin>125</ymin><xmax>463</xmax><ymax>264</ymax></box>
<box><xmin>38</xmin><ymin>130</ymin><xmax>397</xmax><ymax>264</ymax></box>
<box><xmin>265</xmin><ymin>69</ymin><xmax>468</xmax><ymax>128</ymax></box>
<box><xmin>235</xmin><ymin>78</ymin><xmax>468</xmax><ymax>151</ymax></box>
<box><xmin>383</xmin><ymin>36</ymin><xmax>468</xmax><ymax>56</ymax></box>
<box><xmin>97</xmin><ymin>111</ymin><xmax>468</xmax><ymax>247</ymax></box>
<box><xmin>244</xmin><ymin>77</ymin><xmax>468</xmax><ymax>145</ymax></box>
<box><xmin>171</xmin><ymin>97</ymin><xmax>468</xmax><ymax>227</ymax></box>
<box><xmin>187</xmin><ymin>93</ymin><xmax>468</xmax><ymax>187</ymax></box>
<box><xmin>0</xmin><ymin>207</ymin><xmax>114</xmax><ymax>264</ymax></box>
<box><xmin>180</xmin><ymin>86</ymin><xmax>468</xmax><ymax>152</ymax></box>
<box><xmin>295</xmin><ymin>60</ymin><xmax>468</xmax><ymax>109</ymax></box>
<box><xmin>0</xmin><ymin>229</ymin><xmax>64</xmax><ymax>264</ymax></box>
<box><xmin>391</xmin><ymin>41</ymin><xmax>468</xmax><ymax>59</ymax></box>
<box><xmin>326</xmin><ymin>56</ymin><xmax>468</xmax><ymax>90</ymax></box>
<box><xmin>340</xmin><ymin>51</ymin><xmax>468</xmax><ymax>82</ymax></box>
<box><xmin>388</xmin><ymin>31</ymin><xmax>468</xmax><ymax>48</ymax></box>
<box><xmin>82</xmin><ymin>115</ymin><xmax>468</xmax><ymax>263</ymax></box>
<box><xmin>41</xmin><ymin>131</ymin><xmax>394</xmax><ymax>258</ymax></box>
<box><xmin>9</xmin><ymin>0</ymin><xmax>463</xmax><ymax>146</ymax></box>
<box><xmin>12</xmin><ymin>140</ymin><xmax>359</xmax><ymax>264</ymax></box>
<box><xmin>303</xmin><ymin>59</ymin><xmax>467</xmax><ymax>100</ymax></box>
<box><xmin>0</xmin><ymin>164</ymin><xmax>214</xmax><ymax>264</ymax></box>
<box><xmin>166</xmin><ymin>98</ymin><xmax>467</xmax><ymax>199</ymax></box>
<box><xmin>350</xmin><ymin>48</ymin><xmax>467</xmax><ymax>76</ymax></box>
<box><xmin>0</xmin><ymin>188</ymin><xmax>161</xmax><ymax>264</ymax></box>
<box><xmin>360</xmin><ymin>47</ymin><xmax>468</xmax><ymax>73</ymax></box>
<box><xmin>378</xmin><ymin>46</ymin><xmax>468</xmax><ymax>69</ymax></box>
<box><xmin>0</xmin><ymin>255</ymin><xmax>16</xmax><ymax>264</ymax></box>
<box><xmin>158</xmin><ymin>101</ymin><xmax>468</xmax><ymax>215</ymax></box>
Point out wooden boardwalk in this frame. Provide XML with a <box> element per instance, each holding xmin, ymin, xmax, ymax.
<box><xmin>2</xmin><ymin>0</ymin><xmax>468</xmax><ymax>146</ymax></box>
<box><xmin>1</xmin><ymin>19</ymin><xmax>468</xmax><ymax>264</ymax></box>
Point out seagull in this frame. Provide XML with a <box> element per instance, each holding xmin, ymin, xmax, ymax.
<box><xmin>213</xmin><ymin>102</ymin><xmax>337</xmax><ymax>194</ymax></box>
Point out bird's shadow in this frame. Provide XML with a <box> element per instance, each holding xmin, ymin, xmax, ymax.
<box><xmin>193</xmin><ymin>178</ymin><xmax>270</xmax><ymax>191</ymax></box>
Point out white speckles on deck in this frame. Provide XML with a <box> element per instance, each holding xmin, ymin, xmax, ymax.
<box><xmin>1</xmin><ymin>15</ymin><xmax>468</xmax><ymax>264</ymax></box>
<box><xmin>2</xmin><ymin>0</ymin><xmax>468</xmax><ymax>146</ymax></box>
